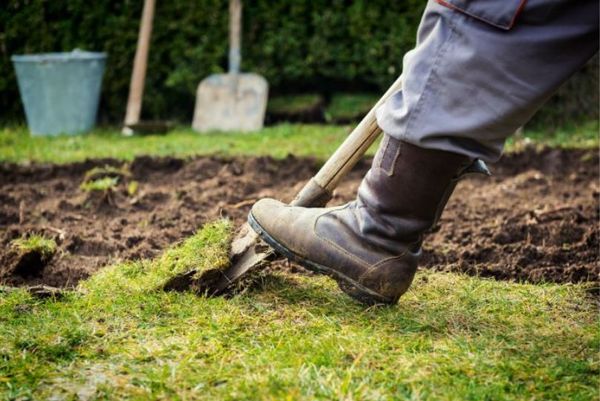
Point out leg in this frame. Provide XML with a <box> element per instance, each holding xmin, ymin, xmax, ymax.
<box><xmin>249</xmin><ymin>0</ymin><xmax>599</xmax><ymax>305</ymax></box>
<box><xmin>377</xmin><ymin>0</ymin><xmax>599</xmax><ymax>162</ymax></box>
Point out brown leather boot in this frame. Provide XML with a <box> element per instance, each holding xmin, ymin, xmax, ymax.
<box><xmin>249</xmin><ymin>135</ymin><xmax>484</xmax><ymax>305</ymax></box>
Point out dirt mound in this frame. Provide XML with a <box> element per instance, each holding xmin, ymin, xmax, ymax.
<box><xmin>1</xmin><ymin>147</ymin><xmax>598</xmax><ymax>288</ymax></box>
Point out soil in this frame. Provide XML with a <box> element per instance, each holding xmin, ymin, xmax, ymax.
<box><xmin>1</xmin><ymin>147</ymin><xmax>598</xmax><ymax>288</ymax></box>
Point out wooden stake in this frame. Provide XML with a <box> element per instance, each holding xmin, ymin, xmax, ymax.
<box><xmin>123</xmin><ymin>0</ymin><xmax>156</xmax><ymax>134</ymax></box>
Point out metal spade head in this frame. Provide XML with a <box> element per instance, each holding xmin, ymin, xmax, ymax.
<box><xmin>162</xmin><ymin>221</ymin><xmax>274</xmax><ymax>295</ymax></box>
<box><xmin>192</xmin><ymin>73</ymin><xmax>268</xmax><ymax>133</ymax></box>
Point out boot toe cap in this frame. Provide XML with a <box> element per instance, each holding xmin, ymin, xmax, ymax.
<box><xmin>250</xmin><ymin>198</ymin><xmax>300</xmax><ymax>242</ymax></box>
<box><xmin>250</xmin><ymin>198</ymin><xmax>285</xmax><ymax>228</ymax></box>
<box><xmin>249</xmin><ymin>198</ymin><xmax>321</xmax><ymax>252</ymax></box>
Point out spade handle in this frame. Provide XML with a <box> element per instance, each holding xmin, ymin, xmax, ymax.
<box><xmin>123</xmin><ymin>0</ymin><xmax>156</xmax><ymax>129</ymax></box>
<box><xmin>228</xmin><ymin>0</ymin><xmax>242</xmax><ymax>74</ymax></box>
<box><xmin>291</xmin><ymin>75</ymin><xmax>403</xmax><ymax>207</ymax></box>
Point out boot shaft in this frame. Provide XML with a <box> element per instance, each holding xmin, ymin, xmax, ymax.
<box><xmin>357</xmin><ymin>135</ymin><xmax>471</xmax><ymax>248</ymax></box>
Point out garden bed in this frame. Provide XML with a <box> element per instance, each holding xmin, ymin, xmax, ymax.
<box><xmin>1</xmin><ymin>147</ymin><xmax>598</xmax><ymax>288</ymax></box>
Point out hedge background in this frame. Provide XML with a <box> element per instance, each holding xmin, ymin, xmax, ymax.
<box><xmin>1</xmin><ymin>0</ymin><xmax>597</xmax><ymax>126</ymax></box>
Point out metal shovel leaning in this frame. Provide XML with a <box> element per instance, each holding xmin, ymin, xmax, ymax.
<box><xmin>192</xmin><ymin>0</ymin><xmax>268</xmax><ymax>132</ymax></box>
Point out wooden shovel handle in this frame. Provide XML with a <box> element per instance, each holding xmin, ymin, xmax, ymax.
<box><xmin>291</xmin><ymin>75</ymin><xmax>403</xmax><ymax>207</ymax></box>
<box><xmin>124</xmin><ymin>0</ymin><xmax>156</xmax><ymax>128</ymax></box>
<box><xmin>228</xmin><ymin>0</ymin><xmax>242</xmax><ymax>74</ymax></box>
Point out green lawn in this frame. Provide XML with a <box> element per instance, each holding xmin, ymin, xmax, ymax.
<box><xmin>0</xmin><ymin>120</ymin><xmax>597</xmax><ymax>164</ymax></box>
<box><xmin>0</xmin><ymin>124</ymin><xmax>351</xmax><ymax>164</ymax></box>
<box><xmin>1</xmin><ymin>123</ymin><xmax>598</xmax><ymax>400</ymax></box>
<box><xmin>325</xmin><ymin>93</ymin><xmax>380</xmax><ymax>122</ymax></box>
<box><xmin>1</xmin><ymin>222</ymin><xmax>598</xmax><ymax>400</ymax></box>
<box><xmin>267</xmin><ymin>94</ymin><xmax>324</xmax><ymax>116</ymax></box>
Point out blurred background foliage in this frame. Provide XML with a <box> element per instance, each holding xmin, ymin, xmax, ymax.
<box><xmin>1</xmin><ymin>0</ymin><xmax>597</xmax><ymax>127</ymax></box>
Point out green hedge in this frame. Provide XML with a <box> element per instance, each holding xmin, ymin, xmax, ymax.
<box><xmin>0</xmin><ymin>0</ymin><xmax>423</xmax><ymax>123</ymax></box>
<box><xmin>1</xmin><ymin>0</ymin><xmax>597</xmax><ymax>126</ymax></box>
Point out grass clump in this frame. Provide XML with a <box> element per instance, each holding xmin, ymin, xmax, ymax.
<box><xmin>82</xmin><ymin>164</ymin><xmax>130</xmax><ymax>182</ymax></box>
<box><xmin>126</xmin><ymin>180</ymin><xmax>139</xmax><ymax>196</ymax></box>
<box><xmin>79</xmin><ymin>176</ymin><xmax>119</xmax><ymax>192</ymax></box>
<box><xmin>10</xmin><ymin>234</ymin><xmax>56</xmax><ymax>258</ymax></box>
<box><xmin>80</xmin><ymin>164</ymin><xmax>131</xmax><ymax>192</ymax></box>
<box><xmin>81</xmin><ymin>219</ymin><xmax>231</xmax><ymax>294</ymax></box>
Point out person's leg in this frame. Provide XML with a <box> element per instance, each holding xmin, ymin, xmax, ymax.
<box><xmin>249</xmin><ymin>0</ymin><xmax>599</xmax><ymax>305</ymax></box>
<box><xmin>377</xmin><ymin>0</ymin><xmax>599</xmax><ymax>162</ymax></box>
<box><xmin>250</xmin><ymin>139</ymin><xmax>475</xmax><ymax>304</ymax></box>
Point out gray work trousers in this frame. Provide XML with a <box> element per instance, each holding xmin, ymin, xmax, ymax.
<box><xmin>376</xmin><ymin>0</ymin><xmax>599</xmax><ymax>162</ymax></box>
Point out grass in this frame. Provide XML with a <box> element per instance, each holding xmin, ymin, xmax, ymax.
<box><xmin>0</xmin><ymin>221</ymin><xmax>597</xmax><ymax>400</ymax></box>
<box><xmin>10</xmin><ymin>234</ymin><xmax>57</xmax><ymax>258</ymax></box>
<box><xmin>267</xmin><ymin>94</ymin><xmax>324</xmax><ymax>115</ymax></box>
<box><xmin>0</xmin><ymin>122</ymin><xmax>598</xmax><ymax>399</ymax></box>
<box><xmin>83</xmin><ymin>165</ymin><xmax>131</xmax><ymax>182</ymax></box>
<box><xmin>0</xmin><ymin>124</ymin><xmax>352</xmax><ymax>164</ymax></box>
<box><xmin>81</xmin><ymin>220</ymin><xmax>232</xmax><ymax>293</ymax></box>
<box><xmin>506</xmin><ymin>120</ymin><xmax>599</xmax><ymax>150</ymax></box>
<box><xmin>80</xmin><ymin>165</ymin><xmax>134</xmax><ymax>194</ymax></box>
<box><xmin>80</xmin><ymin>176</ymin><xmax>119</xmax><ymax>193</ymax></box>
<box><xmin>325</xmin><ymin>93</ymin><xmax>380</xmax><ymax>122</ymax></box>
<box><xmin>0</xmin><ymin>120</ymin><xmax>597</xmax><ymax>165</ymax></box>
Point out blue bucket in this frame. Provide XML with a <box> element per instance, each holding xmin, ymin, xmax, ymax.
<box><xmin>11</xmin><ymin>50</ymin><xmax>107</xmax><ymax>136</ymax></box>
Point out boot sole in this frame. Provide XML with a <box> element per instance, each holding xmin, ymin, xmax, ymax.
<box><xmin>248</xmin><ymin>212</ymin><xmax>394</xmax><ymax>306</ymax></box>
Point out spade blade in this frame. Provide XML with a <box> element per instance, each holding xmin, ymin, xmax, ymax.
<box><xmin>162</xmin><ymin>222</ymin><xmax>274</xmax><ymax>295</ymax></box>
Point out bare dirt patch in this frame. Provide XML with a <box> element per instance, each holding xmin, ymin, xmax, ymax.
<box><xmin>1</xmin><ymin>147</ymin><xmax>598</xmax><ymax>288</ymax></box>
